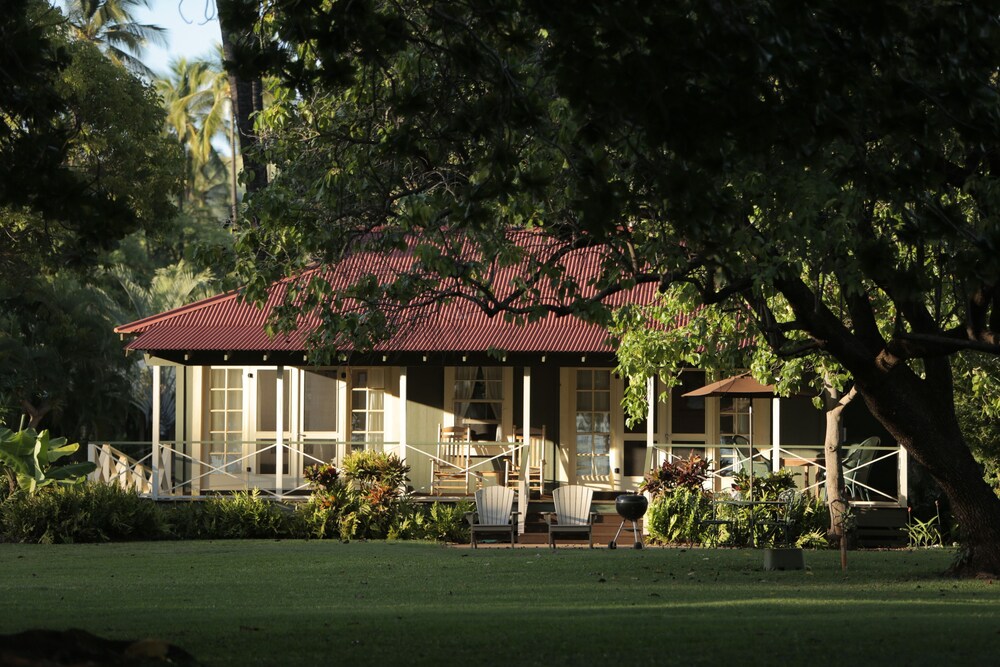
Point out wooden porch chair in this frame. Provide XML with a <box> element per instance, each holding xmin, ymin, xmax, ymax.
<box><xmin>730</xmin><ymin>435</ymin><xmax>771</xmax><ymax>477</ymax></box>
<box><xmin>432</xmin><ymin>425</ymin><xmax>470</xmax><ymax>496</ymax></box>
<box><xmin>544</xmin><ymin>484</ymin><xmax>596</xmax><ymax>548</ymax></box>
<box><xmin>843</xmin><ymin>436</ymin><xmax>880</xmax><ymax>500</ymax></box>
<box><xmin>465</xmin><ymin>486</ymin><xmax>518</xmax><ymax>548</ymax></box>
<box><xmin>507</xmin><ymin>425</ymin><xmax>546</xmax><ymax>493</ymax></box>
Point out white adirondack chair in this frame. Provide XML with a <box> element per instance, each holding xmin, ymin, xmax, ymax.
<box><xmin>465</xmin><ymin>486</ymin><xmax>518</xmax><ymax>548</ymax></box>
<box><xmin>544</xmin><ymin>485</ymin><xmax>596</xmax><ymax>548</ymax></box>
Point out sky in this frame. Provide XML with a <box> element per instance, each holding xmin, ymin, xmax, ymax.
<box><xmin>134</xmin><ymin>0</ymin><xmax>222</xmax><ymax>76</ymax></box>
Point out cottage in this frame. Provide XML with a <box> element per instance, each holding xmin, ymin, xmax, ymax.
<box><xmin>103</xmin><ymin>237</ymin><xmax>906</xmax><ymax>508</ymax></box>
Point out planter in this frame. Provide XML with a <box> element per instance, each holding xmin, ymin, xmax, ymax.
<box><xmin>763</xmin><ymin>547</ymin><xmax>805</xmax><ymax>571</ymax></box>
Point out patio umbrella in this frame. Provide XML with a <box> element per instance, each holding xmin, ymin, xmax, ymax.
<box><xmin>683</xmin><ymin>372</ymin><xmax>777</xmax><ymax>501</ymax></box>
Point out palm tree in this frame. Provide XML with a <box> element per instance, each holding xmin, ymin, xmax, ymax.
<box><xmin>63</xmin><ymin>0</ymin><xmax>166</xmax><ymax>77</ymax></box>
<box><xmin>105</xmin><ymin>261</ymin><xmax>217</xmax><ymax>439</ymax></box>
<box><xmin>156</xmin><ymin>54</ymin><xmax>232</xmax><ymax>214</ymax></box>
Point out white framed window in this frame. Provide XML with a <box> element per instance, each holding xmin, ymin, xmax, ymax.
<box><xmin>453</xmin><ymin>366</ymin><xmax>504</xmax><ymax>440</ymax></box>
<box><xmin>207</xmin><ymin>368</ymin><xmax>244</xmax><ymax>473</ymax></box>
<box><xmin>302</xmin><ymin>369</ymin><xmax>340</xmax><ymax>433</ymax></box>
<box><xmin>575</xmin><ymin>369</ymin><xmax>612</xmax><ymax>477</ymax></box>
<box><xmin>351</xmin><ymin>368</ymin><xmax>385</xmax><ymax>449</ymax></box>
<box><xmin>719</xmin><ymin>396</ymin><xmax>751</xmax><ymax>474</ymax></box>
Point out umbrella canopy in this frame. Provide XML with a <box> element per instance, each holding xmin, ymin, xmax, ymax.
<box><xmin>681</xmin><ymin>372</ymin><xmax>776</xmax><ymax>398</ymax></box>
<box><xmin>682</xmin><ymin>372</ymin><xmax>777</xmax><ymax>507</ymax></box>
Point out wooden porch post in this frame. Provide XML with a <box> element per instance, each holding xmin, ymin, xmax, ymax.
<box><xmin>399</xmin><ymin>367</ymin><xmax>408</xmax><ymax>462</ymax></box>
<box><xmin>152</xmin><ymin>364</ymin><xmax>160</xmax><ymax>500</ymax></box>
<box><xmin>523</xmin><ymin>365</ymin><xmax>531</xmax><ymax>488</ymax></box>
<box><xmin>276</xmin><ymin>365</ymin><xmax>284</xmax><ymax>496</ymax></box>
<box><xmin>898</xmin><ymin>442</ymin><xmax>908</xmax><ymax>508</ymax></box>
<box><xmin>646</xmin><ymin>376</ymin><xmax>654</xmax><ymax>460</ymax></box>
<box><xmin>644</xmin><ymin>376</ymin><xmax>655</xmax><ymax>537</ymax></box>
<box><xmin>771</xmin><ymin>397</ymin><xmax>781</xmax><ymax>473</ymax></box>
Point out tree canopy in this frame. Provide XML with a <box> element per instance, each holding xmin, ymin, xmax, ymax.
<box><xmin>222</xmin><ymin>0</ymin><xmax>1000</xmax><ymax>574</ymax></box>
<box><xmin>1</xmin><ymin>1</ymin><xmax>181</xmax><ymax>434</ymax></box>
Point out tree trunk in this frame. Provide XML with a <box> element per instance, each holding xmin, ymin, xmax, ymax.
<box><xmin>20</xmin><ymin>399</ymin><xmax>50</xmax><ymax>429</ymax></box>
<box><xmin>217</xmin><ymin>2</ymin><xmax>268</xmax><ymax>201</ymax></box>
<box><xmin>823</xmin><ymin>384</ymin><xmax>856</xmax><ymax>545</ymax></box>
<box><xmin>856</xmin><ymin>360</ymin><xmax>1000</xmax><ymax>577</ymax></box>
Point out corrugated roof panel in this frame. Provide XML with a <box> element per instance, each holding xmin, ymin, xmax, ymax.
<box><xmin>118</xmin><ymin>232</ymin><xmax>669</xmax><ymax>356</ymax></box>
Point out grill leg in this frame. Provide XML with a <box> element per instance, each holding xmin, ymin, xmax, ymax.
<box><xmin>631</xmin><ymin>520</ymin><xmax>643</xmax><ymax>549</ymax></box>
<box><xmin>609</xmin><ymin>519</ymin><xmax>628</xmax><ymax>549</ymax></box>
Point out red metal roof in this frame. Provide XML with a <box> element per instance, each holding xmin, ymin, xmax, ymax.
<box><xmin>116</xmin><ymin>232</ymin><xmax>664</xmax><ymax>356</ymax></box>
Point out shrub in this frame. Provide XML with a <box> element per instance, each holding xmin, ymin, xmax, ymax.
<box><xmin>166</xmin><ymin>490</ymin><xmax>297</xmax><ymax>539</ymax></box>
<box><xmin>639</xmin><ymin>455</ymin><xmax>710</xmax><ymax>498</ymax></box>
<box><xmin>0</xmin><ymin>482</ymin><xmax>165</xmax><ymax>543</ymax></box>
<box><xmin>420</xmin><ymin>501</ymin><xmax>473</xmax><ymax>542</ymax></box>
<box><xmin>300</xmin><ymin>453</ymin><xmax>469</xmax><ymax>542</ymax></box>
<box><xmin>303</xmin><ymin>462</ymin><xmax>341</xmax><ymax>493</ymax></box>
<box><xmin>715</xmin><ymin>472</ymin><xmax>830</xmax><ymax>547</ymax></box>
<box><xmin>646</xmin><ymin>486</ymin><xmax>713</xmax><ymax>545</ymax></box>
<box><xmin>341</xmin><ymin>451</ymin><xmax>410</xmax><ymax>495</ymax></box>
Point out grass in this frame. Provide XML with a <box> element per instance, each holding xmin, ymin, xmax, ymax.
<box><xmin>1</xmin><ymin>541</ymin><xmax>998</xmax><ymax>666</ymax></box>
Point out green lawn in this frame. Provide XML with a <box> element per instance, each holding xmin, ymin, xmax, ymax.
<box><xmin>2</xmin><ymin>541</ymin><xmax>997</xmax><ymax>666</ymax></box>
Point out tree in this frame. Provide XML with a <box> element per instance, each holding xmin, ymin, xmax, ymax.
<box><xmin>156</xmin><ymin>55</ymin><xmax>233</xmax><ymax>219</ymax></box>
<box><xmin>102</xmin><ymin>261</ymin><xmax>216</xmax><ymax>440</ymax></box>
<box><xmin>63</xmin><ymin>0</ymin><xmax>166</xmax><ymax>78</ymax></box>
<box><xmin>215</xmin><ymin>0</ymin><xmax>268</xmax><ymax>198</ymax></box>
<box><xmin>228</xmin><ymin>1</ymin><xmax>1000</xmax><ymax>575</ymax></box>
<box><xmin>1</xmin><ymin>3</ymin><xmax>181</xmax><ymax>436</ymax></box>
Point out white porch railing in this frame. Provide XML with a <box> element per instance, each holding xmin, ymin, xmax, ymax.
<box><xmin>88</xmin><ymin>443</ymin><xmax>155</xmax><ymax>495</ymax></box>
<box><xmin>87</xmin><ymin>437</ymin><xmax>539</xmax><ymax>500</ymax></box>
<box><xmin>647</xmin><ymin>441</ymin><xmax>905</xmax><ymax>507</ymax></box>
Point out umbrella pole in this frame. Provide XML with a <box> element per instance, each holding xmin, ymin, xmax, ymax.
<box><xmin>749</xmin><ymin>402</ymin><xmax>754</xmax><ymax>546</ymax></box>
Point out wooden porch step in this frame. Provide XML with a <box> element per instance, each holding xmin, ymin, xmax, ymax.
<box><xmin>855</xmin><ymin>506</ymin><xmax>908</xmax><ymax>548</ymax></box>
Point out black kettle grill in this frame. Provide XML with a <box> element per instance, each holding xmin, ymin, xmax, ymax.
<box><xmin>608</xmin><ymin>493</ymin><xmax>648</xmax><ymax>549</ymax></box>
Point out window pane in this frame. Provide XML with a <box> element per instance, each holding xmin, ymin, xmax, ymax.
<box><xmin>227</xmin><ymin>412</ymin><xmax>241</xmax><ymax>431</ymax></box>
<box><xmin>210</xmin><ymin>412</ymin><xmax>225</xmax><ymax>431</ymax></box>
<box><xmin>351</xmin><ymin>413</ymin><xmax>365</xmax><ymax>432</ymax></box>
<box><xmin>577</xmin><ymin>460</ymin><xmax>592</xmax><ymax>477</ymax></box>
<box><xmin>736</xmin><ymin>414</ymin><xmax>751</xmax><ymax>433</ymax></box>
<box><xmin>257</xmin><ymin>370</ymin><xmax>277</xmax><ymax>431</ymax></box>
<box><xmin>227</xmin><ymin>369</ymin><xmax>242</xmax><ymax>388</ymax></box>
<box><xmin>368</xmin><ymin>412</ymin><xmax>384</xmax><ymax>433</ymax></box>
<box><xmin>352</xmin><ymin>391</ymin><xmax>365</xmax><ymax>410</ymax></box>
<box><xmin>577</xmin><ymin>392</ymin><xmax>593</xmax><ymax>411</ymax></box>
<box><xmin>594</xmin><ymin>456</ymin><xmax>611</xmax><ymax>475</ymax></box>
<box><xmin>303</xmin><ymin>371</ymin><xmax>338</xmax><ymax>432</ymax></box>
<box><xmin>594</xmin><ymin>413</ymin><xmax>611</xmax><ymax>433</ymax></box>
<box><xmin>369</xmin><ymin>391</ymin><xmax>384</xmax><ymax>411</ymax></box>
<box><xmin>259</xmin><ymin>370</ymin><xmax>289</xmax><ymax>432</ymax></box>
<box><xmin>576</xmin><ymin>371</ymin><xmax>592</xmax><ymax>390</ymax></box>
<box><xmin>210</xmin><ymin>391</ymin><xmax>225</xmax><ymax>410</ymax></box>
<box><xmin>594</xmin><ymin>371</ymin><xmax>611</xmax><ymax>390</ymax></box>
<box><xmin>211</xmin><ymin>369</ymin><xmax>226</xmax><ymax>386</ymax></box>
<box><xmin>576</xmin><ymin>413</ymin><xmax>592</xmax><ymax>432</ymax></box>
<box><xmin>594</xmin><ymin>435</ymin><xmax>610</xmax><ymax>455</ymax></box>
<box><xmin>671</xmin><ymin>371</ymin><xmax>706</xmax><ymax>433</ymax></box>
<box><xmin>594</xmin><ymin>392</ymin><xmax>611</xmax><ymax>411</ymax></box>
